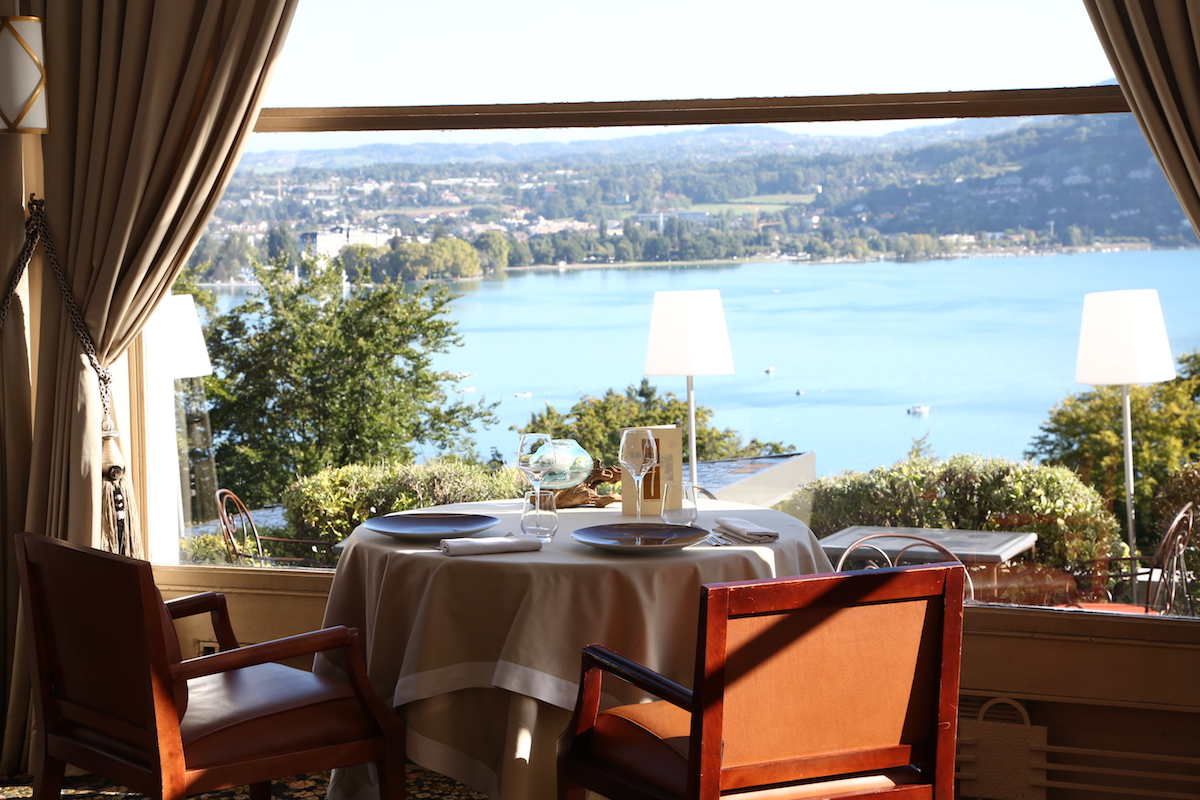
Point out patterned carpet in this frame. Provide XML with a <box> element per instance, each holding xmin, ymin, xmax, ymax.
<box><xmin>0</xmin><ymin>765</ymin><xmax>487</xmax><ymax>799</ymax></box>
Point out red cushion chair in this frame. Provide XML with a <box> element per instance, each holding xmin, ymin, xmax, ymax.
<box><xmin>559</xmin><ymin>563</ymin><xmax>966</xmax><ymax>800</ymax></box>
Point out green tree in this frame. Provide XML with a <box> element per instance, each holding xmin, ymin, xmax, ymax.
<box><xmin>205</xmin><ymin>257</ymin><xmax>498</xmax><ymax>507</ymax></box>
<box><xmin>474</xmin><ymin>230</ymin><xmax>511</xmax><ymax>271</ymax></box>
<box><xmin>1026</xmin><ymin>352</ymin><xmax>1200</xmax><ymax>550</ymax></box>
<box><xmin>519</xmin><ymin>379</ymin><xmax>790</xmax><ymax>466</ymax></box>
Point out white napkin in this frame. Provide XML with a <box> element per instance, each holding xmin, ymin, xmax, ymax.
<box><xmin>438</xmin><ymin>535</ymin><xmax>542</xmax><ymax>556</ymax></box>
<box><xmin>714</xmin><ymin>517</ymin><xmax>779</xmax><ymax>543</ymax></box>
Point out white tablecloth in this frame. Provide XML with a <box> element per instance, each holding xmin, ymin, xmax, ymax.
<box><xmin>317</xmin><ymin>498</ymin><xmax>832</xmax><ymax>800</ymax></box>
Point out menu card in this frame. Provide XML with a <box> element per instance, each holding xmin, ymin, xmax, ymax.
<box><xmin>620</xmin><ymin>425</ymin><xmax>682</xmax><ymax>517</ymax></box>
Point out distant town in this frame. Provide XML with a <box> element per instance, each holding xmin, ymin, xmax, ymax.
<box><xmin>187</xmin><ymin>113</ymin><xmax>1193</xmax><ymax>284</ymax></box>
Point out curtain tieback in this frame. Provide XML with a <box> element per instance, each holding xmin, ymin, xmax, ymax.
<box><xmin>3</xmin><ymin>194</ymin><xmax>140</xmax><ymax>555</ymax></box>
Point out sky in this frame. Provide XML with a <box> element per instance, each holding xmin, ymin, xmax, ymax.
<box><xmin>247</xmin><ymin>0</ymin><xmax>1117</xmax><ymax>152</ymax></box>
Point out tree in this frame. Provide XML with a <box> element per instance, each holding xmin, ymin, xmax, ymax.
<box><xmin>1026</xmin><ymin>351</ymin><xmax>1200</xmax><ymax>550</ymax></box>
<box><xmin>205</xmin><ymin>257</ymin><xmax>498</xmax><ymax>507</ymax></box>
<box><xmin>474</xmin><ymin>230</ymin><xmax>510</xmax><ymax>271</ymax></box>
<box><xmin>518</xmin><ymin>379</ymin><xmax>790</xmax><ymax>467</ymax></box>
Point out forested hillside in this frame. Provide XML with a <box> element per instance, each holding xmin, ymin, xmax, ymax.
<box><xmin>190</xmin><ymin>114</ymin><xmax>1191</xmax><ymax>281</ymax></box>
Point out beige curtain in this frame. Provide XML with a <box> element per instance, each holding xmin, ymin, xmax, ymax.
<box><xmin>1085</xmin><ymin>0</ymin><xmax>1200</xmax><ymax>235</ymax></box>
<box><xmin>1</xmin><ymin>0</ymin><xmax>297</xmax><ymax>773</ymax></box>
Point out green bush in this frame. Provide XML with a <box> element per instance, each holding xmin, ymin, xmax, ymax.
<box><xmin>180</xmin><ymin>532</ymin><xmax>230</xmax><ymax>565</ymax></box>
<box><xmin>282</xmin><ymin>459</ymin><xmax>525</xmax><ymax>543</ymax></box>
<box><xmin>1151</xmin><ymin>461</ymin><xmax>1200</xmax><ymax>536</ymax></box>
<box><xmin>803</xmin><ymin>455</ymin><xmax>1122</xmax><ymax>570</ymax></box>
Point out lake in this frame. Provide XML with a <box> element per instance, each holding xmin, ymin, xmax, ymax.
<box><xmin>212</xmin><ymin>248</ymin><xmax>1200</xmax><ymax>477</ymax></box>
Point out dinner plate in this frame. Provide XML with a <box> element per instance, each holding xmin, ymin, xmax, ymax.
<box><xmin>362</xmin><ymin>512</ymin><xmax>500</xmax><ymax>539</ymax></box>
<box><xmin>570</xmin><ymin>523</ymin><xmax>709</xmax><ymax>553</ymax></box>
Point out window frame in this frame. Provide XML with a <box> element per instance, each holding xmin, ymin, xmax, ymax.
<box><xmin>254</xmin><ymin>85</ymin><xmax>1128</xmax><ymax>134</ymax></box>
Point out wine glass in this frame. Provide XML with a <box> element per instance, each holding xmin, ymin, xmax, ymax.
<box><xmin>516</xmin><ymin>433</ymin><xmax>554</xmax><ymax>497</ymax></box>
<box><xmin>619</xmin><ymin>428</ymin><xmax>658</xmax><ymax>525</ymax></box>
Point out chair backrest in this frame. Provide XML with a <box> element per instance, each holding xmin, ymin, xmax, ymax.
<box><xmin>835</xmin><ymin>532</ymin><xmax>974</xmax><ymax>600</ymax></box>
<box><xmin>1146</xmin><ymin>501</ymin><xmax>1194</xmax><ymax>615</ymax></box>
<box><xmin>14</xmin><ymin>533</ymin><xmax>183</xmax><ymax>766</ymax></box>
<box><xmin>691</xmin><ymin>563</ymin><xmax>965</xmax><ymax>799</ymax></box>
<box><xmin>216</xmin><ymin>487</ymin><xmax>262</xmax><ymax>564</ymax></box>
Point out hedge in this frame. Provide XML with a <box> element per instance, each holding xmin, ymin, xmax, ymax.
<box><xmin>281</xmin><ymin>459</ymin><xmax>525</xmax><ymax>548</ymax></box>
<box><xmin>802</xmin><ymin>455</ymin><xmax>1122</xmax><ymax>570</ymax></box>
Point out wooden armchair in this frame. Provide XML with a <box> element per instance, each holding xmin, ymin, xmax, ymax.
<box><xmin>559</xmin><ymin>563</ymin><xmax>966</xmax><ymax>800</ymax></box>
<box><xmin>216</xmin><ymin>487</ymin><xmax>332</xmax><ymax>568</ymax></box>
<box><xmin>14</xmin><ymin>532</ymin><xmax>405</xmax><ymax>800</ymax></box>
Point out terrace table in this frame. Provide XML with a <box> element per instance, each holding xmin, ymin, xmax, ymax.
<box><xmin>316</xmin><ymin>498</ymin><xmax>832</xmax><ymax>800</ymax></box>
<box><xmin>819</xmin><ymin>525</ymin><xmax>1038</xmax><ymax>567</ymax></box>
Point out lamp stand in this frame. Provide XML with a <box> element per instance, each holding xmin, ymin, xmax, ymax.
<box><xmin>1121</xmin><ymin>384</ymin><xmax>1136</xmax><ymax>553</ymax></box>
<box><xmin>686</xmin><ymin>374</ymin><xmax>698</xmax><ymax>485</ymax></box>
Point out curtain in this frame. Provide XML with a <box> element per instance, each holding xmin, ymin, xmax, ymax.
<box><xmin>1084</xmin><ymin>0</ymin><xmax>1200</xmax><ymax>235</ymax></box>
<box><xmin>1</xmin><ymin>0</ymin><xmax>297</xmax><ymax>773</ymax></box>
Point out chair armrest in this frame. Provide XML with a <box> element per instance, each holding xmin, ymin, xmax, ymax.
<box><xmin>559</xmin><ymin>645</ymin><xmax>694</xmax><ymax>781</ymax></box>
<box><xmin>170</xmin><ymin>625</ymin><xmax>357</xmax><ymax>681</ymax></box>
<box><xmin>163</xmin><ymin>591</ymin><xmax>239</xmax><ymax>651</ymax></box>
<box><xmin>582</xmin><ymin>644</ymin><xmax>693</xmax><ymax>709</ymax></box>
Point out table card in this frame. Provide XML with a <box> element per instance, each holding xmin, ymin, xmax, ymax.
<box><xmin>620</xmin><ymin>425</ymin><xmax>682</xmax><ymax>516</ymax></box>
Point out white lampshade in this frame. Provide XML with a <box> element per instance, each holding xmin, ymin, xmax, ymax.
<box><xmin>1075</xmin><ymin>289</ymin><xmax>1175</xmax><ymax>386</ymax></box>
<box><xmin>644</xmin><ymin>289</ymin><xmax>735</xmax><ymax>376</ymax></box>
<box><xmin>0</xmin><ymin>15</ymin><xmax>49</xmax><ymax>133</ymax></box>
<box><xmin>145</xmin><ymin>294</ymin><xmax>212</xmax><ymax>379</ymax></box>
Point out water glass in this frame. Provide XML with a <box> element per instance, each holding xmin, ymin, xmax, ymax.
<box><xmin>661</xmin><ymin>481</ymin><xmax>699</xmax><ymax>526</ymax></box>
<box><xmin>520</xmin><ymin>490</ymin><xmax>559</xmax><ymax>542</ymax></box>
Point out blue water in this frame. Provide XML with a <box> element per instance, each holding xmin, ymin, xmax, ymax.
<box><xmin>210</xmin><ymin>249</ymin><xmax>1200</xmax><ymax>476</ymax></box>
<box><xmin>422</xmin><ymin>249</ymin><xmax>1200</xmax><ymax>476</ymax></box>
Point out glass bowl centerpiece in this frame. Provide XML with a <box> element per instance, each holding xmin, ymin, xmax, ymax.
<box><xmin>540</xmin><ymin>439</ymin><xmax>593</xmax><ymax>490</ymax></box>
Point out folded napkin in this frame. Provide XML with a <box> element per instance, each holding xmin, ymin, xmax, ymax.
<box><xmin>714</xmin><ymin>517</ymin><xmax>779</xmax><ymax>543</ymax></box>
<box><xmin>438</xmin><ymin>535</ymin><xmax>542</xmax><ymax>556</ymax></box>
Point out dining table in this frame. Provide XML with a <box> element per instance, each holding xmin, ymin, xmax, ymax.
<box><xmin>314</xmin><ymin>497</ymin><xmax>833</xmax><ymax>800</ymax></box>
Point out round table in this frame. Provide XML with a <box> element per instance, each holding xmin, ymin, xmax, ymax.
<box><xmin>316</xmin><ymin>498</ymin><xmax>832</xmax><ymax>800</ymax></box>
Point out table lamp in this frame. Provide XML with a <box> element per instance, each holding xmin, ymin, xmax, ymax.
<box><xmin>644</xmin><ymin>289</ymin><xmax>735</xmax><ymax>486</ymax></box>
<box><xmin>1075</xmin><ymin>289</ymin><xmax>1175</xmax><ymax>552</ymax></box>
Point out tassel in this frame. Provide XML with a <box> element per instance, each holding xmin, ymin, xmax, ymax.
<box><xmin>101</xmin><ymin>429</ymin><xmax>142</xmax><ymax>557</ymax></box>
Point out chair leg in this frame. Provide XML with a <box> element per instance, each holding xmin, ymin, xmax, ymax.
<box><xmin>248</xmin><ymin>780</ymin><xmax>272</xmax><ymax>800</ymax></box>
<box><xmin>377</xmin><ymin>754</ymin><xmax>407</xmax><ymax>800</ymax></box>
<box><xmin>31</xmin><ymin>753</ymin><xmax>64</xmax><ymax>800</ymax></box>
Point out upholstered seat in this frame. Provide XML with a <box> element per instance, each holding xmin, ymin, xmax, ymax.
<box><xmin>559</xmin><ymin>564</ymin><xmax>965</xmax><ymax>800</ymax></box>
<box><xmin>14</xmin><ymin>531</ymin><xmax>405</xmax><ymax>800</ymax></box>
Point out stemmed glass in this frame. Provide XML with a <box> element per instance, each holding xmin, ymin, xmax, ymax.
<box><xmin>516</xmin><ymin>433</ymin><xmax>554</xmax><ymax>497</ymax></box>
<box><xmin>619</xmin><ymin>428</ymin><xmax>658</xmax><ymax>525</ymax></box>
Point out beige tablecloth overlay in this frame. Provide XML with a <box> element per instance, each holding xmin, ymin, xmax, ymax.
<box><xmin>317</xmin><ymin>499</ymin><xmax>832</xmax><ymax>800</ymax></box>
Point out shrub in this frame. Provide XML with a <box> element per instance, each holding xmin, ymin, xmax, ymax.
<box><xmin>282</xmin><ymin>459</ymin><xmax>525</xmax><ymax>543</ymax></box>
<box><xmin>803</xmin><ymin>455</ymin><xmax>1122</xmax><ymax>570</ymax></box>
<box><xmin>1151</xmin><ymin>461</ymin><xmax>1200</xmax><ymax>536</ymax></box>
<box><xmin>180</xmin><ymin>532</ymin><xmax>230</xmax><ymax>565</ymax></box>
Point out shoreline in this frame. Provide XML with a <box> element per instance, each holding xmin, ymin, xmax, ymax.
<box><xmin>502</xmin><ymin>241</ymin><xmax>1161</xmax><ymax>273</ymax></box>
<box><xmin>198</xmin><ymin>241</ymin><xmax>1175</xmax><ymax>288</ymax></box>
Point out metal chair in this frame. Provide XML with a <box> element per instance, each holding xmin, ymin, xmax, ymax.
<box><xmin>835</xmin><ymin>531</ymin><xmax>975</xmax><ymax>601</ymax></box>
<box><xmin>14</xmin><ymin>531</ymin><xmax>405</xmax><ymax>800</ymax></box>
<box><xmin>559</xmin><ymin>564</ymin><xmax>966</xmax><ymax>800</ymax></box>
<box><xmin>215</xmin><ymin>488</ymin><xmax>331</xmax><ymax>568</ymax></box>
<box><xmin>1067</xmin><ymin>501</ymin><xmax>1194</xmax><ymax>616</ymax></box>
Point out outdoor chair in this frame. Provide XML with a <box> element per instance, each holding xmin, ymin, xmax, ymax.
<box><xmin>13</xmin><ymin>531</ymin><xmax>406</xmax><ymax>800</ymax></box>
<box><xmin>835</xmin><ymin>532</ymin><xmax>975</xmax><ymax>601</ymax></box>
<box><xmin>216</xmin><ymin>487</ymin><xmax>331</xmax><ymax>568</ymax></box>
<box><xmin>1066</xmin><ymin>501</ymin><xmax>1194</xmax><ymax>616</ymax></box>
<box><xmin>558</xmin><ymin>563</ymin><xmax>966</xmax><ymax>800</ymax></box>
